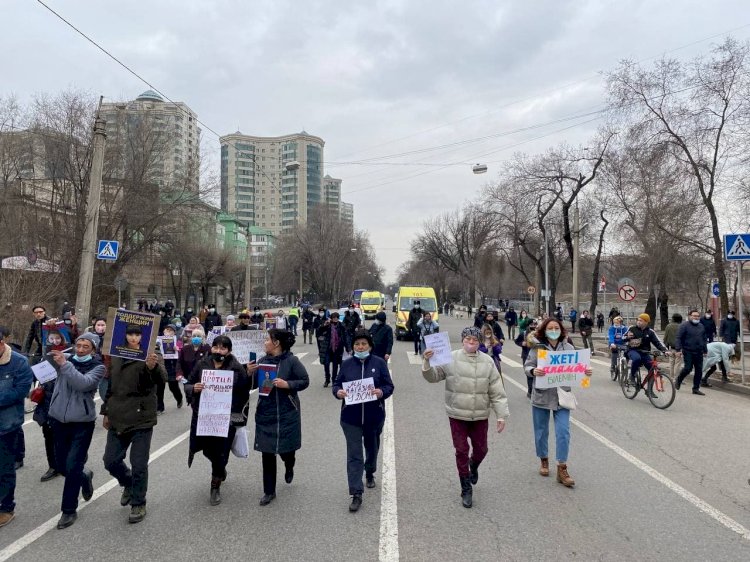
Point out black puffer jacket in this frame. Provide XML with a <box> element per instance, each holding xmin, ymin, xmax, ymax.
<box><xmin>101</xmin><ymin>357</ymin><xmax>167</xmax><ymax>434</ymax></box>
<box><xmin>253</xmin><ymin>351</ymin><xmax>309</xmax><ymax>454</ymax></box>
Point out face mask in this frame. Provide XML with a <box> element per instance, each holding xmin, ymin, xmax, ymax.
<box><xmin>209</xmin><ymin>308</ymin><xmax>216</xmax><ymax>313</ymax></box>
<box><xmin>463</xmin><ymin>342</ymin><xmax>479</xmax><ymax>353</ymax></box>
<box><xmin>354</xmin><ymin>351</ymin><xmax>370</xmax><ymax>359</ymax></box>
<box><xmin>318</xmin><ymin>312</ymin><xmax>325</xmax><ymax>317</ymax></box>
<box><xmin>95</xmin><ymin>328</ymin><xmax>105</xmax><ymax>335</ymax></box>
<box><xmin>728</xmin><ymin>314</ymin><xmax>734</xmax><ymax>319</ymax></box>
<box><xmin>73</xmin><ymin>354</ymin><xmax>92</xmax><ymax>363</ymax></box>
<box><xmin>191</xmin><ymin>337</ymin><xmax>202</xmax><ymax>345</ymax></box>
<box><xmin>705</xmin><ymin>314</ymin><xmax>711</xmax><ymax>319</ymax></box>
<box><xmin>691</xmin><ymin>319</ymin><xmax>700</xmax><ymax>325</ymax></box>
<box><xmin>546</xmin><ymin>330</ymin><xmax>561</xmax><ymax>341</ymax></box>
<box><xmin>415</xmin><ymin>305</ymin><xmax>420</xmax><ymax>310</ymax></box>
<box><xmin>212</xmin><ymin>353</ymin><xmax>226</xmax><ymax>362</ymax></box>
<box><xmin>374</xmin><ymin>319</ymin><xmax>381</xmax><ymax>325</ymax></box>
<box><xmin>187</xmin><ymin>309</ymin><xmax>193</xmax><ymax>313</ymax></box>
<box><xmin>175</xmin><ymin>321</ymin><xmax>182</xmax><ymax>327</ymax></box>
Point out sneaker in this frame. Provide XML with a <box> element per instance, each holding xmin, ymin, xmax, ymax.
<box><xmin>81</xmin><ymin>469</ymin><xmax>94</xmax><ymax>501</ymax></box>
<box><xmin>128</xmin><ymin>505</ymin><xmax>147</xmax><ymax>524</ymax></box>
<box><xmin>366</xmin><ymin>475</ymin><xmax>376</xmax><ymax>488</ymax></box>
<box><xmin>0</xmin><ymin>512</ymin><xmax>15</xmax><ymax>528</ymax></box>
<box><xmin>120</xmin><ymin>487</ymin><xmax>132</xmax><ymax>506</ymax></box>
<box><xmin>349</xmin><ymin>494</ymin><xmax>363</xmax><ymax>512</ymax></box>
<box><xmin>56</xmin><ymin>512</ymin><xmax>77</xmax><ymax>529</ymax></box>
<box><xmin>40</xmin><ymin>468</ymin><xmax>60</xmax><ymax>482</ymax></box>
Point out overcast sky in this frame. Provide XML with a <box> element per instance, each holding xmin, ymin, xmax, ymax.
<box><xmin>5</xmin><ymin>0</ymin><xmax>749</xmax><ymax>281</ymax></box>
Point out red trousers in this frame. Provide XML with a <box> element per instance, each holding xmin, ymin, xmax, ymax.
<box><xmin>449</xmin><ymin>417</ymin><xmax>489</xmax><ymax>478</ymax></box>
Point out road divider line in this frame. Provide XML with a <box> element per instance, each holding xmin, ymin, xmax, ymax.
<box><xmin>0</xmin><ymin>427</ymin><xmax>195</xmax><ymax>560</ymax></box>
<box><xmin>379</xmin><ymin>390</ymin><xmax>399</xmax><ymax>561</ymax></box>
<box><xmin>501</xmin><ymin>373</ymin><xmax>750</xmax><ymax>541</ymax></box>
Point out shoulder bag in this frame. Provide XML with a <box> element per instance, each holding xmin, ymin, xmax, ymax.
<box><xmin>557</xmin><ymin>387</ymin><xmax>578</xmax><ymax>410</ymax></box>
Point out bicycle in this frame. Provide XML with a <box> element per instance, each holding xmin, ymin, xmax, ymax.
<box><xmin>620</xmin><ymin>350</ymin><xmax>676</xmax><ymax>409</ymax></box>
<box><xmin>610</xmin><ymin>345</ymin><xmax>629</xmax><ymax>382</ymax></box>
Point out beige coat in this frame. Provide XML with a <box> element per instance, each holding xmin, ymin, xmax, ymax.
<box><xmin>422</xmin><ymin>349</ymin><xmax>509</xmax><ymax>421</ymax></box>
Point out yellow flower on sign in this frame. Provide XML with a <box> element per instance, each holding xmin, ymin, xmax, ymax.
<box><xmin>537</xmin><ymin>350</ymin><xmax>547</xmax><ymax>360</ymax></box>
<box><xmin>580</xmin><ymin>377</ymin><xmax>591</xmax><ymax>389</ymax></box>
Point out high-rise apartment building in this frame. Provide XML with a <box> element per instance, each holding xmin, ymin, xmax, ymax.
<box><xmin>323</xmin><ymin>175</ymin><xmax>342</xmax><ymax>212</ymax></box>
<box><xmin>219</xmin><ymin>131</ymin><xmax>324</xmax><ymax>235</ymax></box>
<box><xmin>340</xmin><ymin>201</ymin><xmax>354</xmax><ymax>226</ymax></box>
<box><xmin>100</xmin><ymin>90</ymin><xmax>201</xmax><ymax>189</ymax></box>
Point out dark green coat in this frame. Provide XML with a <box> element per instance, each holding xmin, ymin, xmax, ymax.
<box><xmin>101</xmin><ymin>357</ymin><xmax>166</xmax><ymax>434</ymax></box>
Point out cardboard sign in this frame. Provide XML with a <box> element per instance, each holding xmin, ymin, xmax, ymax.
<box><xmin>31</xmin><ymin>360</ymin><xmax>58</xmax><ymax>384</ymax></box>
<box><xmin>535</xmin><ymin>349</ymin><xmax>591</xmax><ymax>389</ymax></box>
<box><xmin>102</xmin><ymin>308</ymin><xmax>159</xmax><ymax>362</ymax></box>
<box><xmin>196</xmin><ymin>369</ymin><xmax>234</xmax><ymax>437</ymax></box>
<box><xmin>227</xmin><ymin>330</ymin><xmax>266</xmax><ymax>364</ymax></box>
<box><xmin>257</xmin><ymin>364</ymin><xmax>278</xmax><ymax>397</ymax></box>
<box><xmin>158</xmin><ymin>336</ymin><xmax>178</xmax><ymax>359</ymax></box>
<box><xmin>343</xmin><ymin>377</ymin><xmax>377</xmax><ymax>405</ymax></box>
<box><xmin>424</xmin><ymin>332</ymin><xmax>452</xmax><ymax>367</ymax></box>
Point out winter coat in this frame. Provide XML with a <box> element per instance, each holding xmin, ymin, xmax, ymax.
<box><xmin>204</xmin><ymin>313</ymin><xmax>222</xmax><ymax>332</ymax></box>
<box><xmin>23</xmin><ymin>317</ymin><xmax>50</xmax><ymax>356</ymax></box>
<box><xmin>408</xmin><ymin>309</ymin><xmax>422</xmax><ymax>332</ymax></box>
<box><xmin>33</xmin><ymin>377</ymin><xmax>56</xmax><ymax>427</ymax></box>
<box><xmin>518</xmin><ymin>316</ymin><xmax>532</xmax><ymax>332</ymax></box>
<box><xmin>675</xmin><ymin>322</ymin><xmax>708</xmax><ymax>354</ymax></box>
<box><xmin>301</xmin><ymin>309</ymin><xmax>315</xmax><ymax>330</ymax></box>
<box><xmin>101</xmin><ymin>357</ymin><xmax>167</xmax><ymax>434</ymax></box>
<box><xmin>416</xmin><ymin>319</ymin><xmax>439</xmax><ymax>349</ymax></box>
<box><xmin>332</xmin><ymin>355</ymin><xmax>394</xmax><ymax>427</ymax></box>
<box><xmin>369</xmin><ymin>322</ymin><xmax>394</xmax><ymax>358</ymax></box>
<box><xmin>473</xmin><ymin>312</ymin><xmax>487</xmax><ymax>329</ymax></box>
<box><xmin>253</xmin><ymin>351</ymin><xmax>310</xmax><ymax>454</ymax></box>
<box><xmin>0</xmin><ymin>346</ymin><xmax>34</xmax><ymax>435</ymax></box>
<box><xmin>702</xmin><ymin>342</ymin><xmax>736</xmax><ymax>374</ymax></box>
<box><xmin>485</xmin><ymin>320</ymin><xmax>505</xmax><ymax>342</ymax></box>
<box><xmin>343</xmin><ymin>311</ymin><xmax>361</xmax><ymax>335</ymax></box>
<box><xmin>524</xmin><ymin>339</ymin><xmax>576</xmax><ymax>410</ymax></box>
<box><xmin>699</xmin><ymin>317</ymin><xmax>717</xmax><ymax>341</ymax></box>
<box><xmin>624</xmin><ymin>325</ymin><xmax>667</xmax><ymax>353</ymax></box>
<box><xmin>186</xmin><ymin>354</ymin><xmax>253</xmax><ymax>465</ymax></box>
<box><xmin>504</xmin><ymin>310</ymin><xmax>518</xmax><ymax>326</ymax></box>
<box><xmin>316</xmin><ymin>321</ymin><xmax>347</xmax><ymax>362</ymax></box>
<box><xmin>608</xmin><ymin>325</ymin><xmax>628</xmax><ymax>346</ymax></box>
<box><xmin>578</xmin><ymin>316</ymin><xmax>594</xmax><ymax>335</ymax></box>
<box><xmin>663</xmin><ymin>322</ymin><xmax>681</xmax><ymax>349</ymax></box>
<box><xmin>179</xmin><ymin>344</ymin><xmax>211</xmax><ymax>380</ymax></box>
<box><xmin>720</xmin><ymin>317</ymin><xmax>740</xmax><ymax>344</ymax></box>
<box><xmin>479</xmin><ymin>341</ymin><xmax>503</xmax><ymax>372</ymax></box>
<box><xmin>250</xmin><ymin>313</ymin><xmax>264</xmax><ymax>325</ymax></box>
<box><xmin>48</xmin><ymin>357</ymin><xmax>105</xmax><ymax>423</ymax></box>
<box><xmin>422</xmin><ymin>349</ymin><xmax>509</xmax><ymax>422</ymax></box>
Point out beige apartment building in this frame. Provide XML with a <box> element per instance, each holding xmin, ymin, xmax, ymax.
<box><xmin>219</xmin><ymin>131</ymin><xmax>325</xmax><ymax>235</ymax></box>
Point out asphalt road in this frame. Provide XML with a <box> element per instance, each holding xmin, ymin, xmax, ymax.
<box><xmin>1</xmin><ymin>314</ymin><xmax>749</xmax><ymax>561</ymax></box>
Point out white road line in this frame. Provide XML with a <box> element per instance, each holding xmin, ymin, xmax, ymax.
<box><xmin>406</xmin><ymin>353</ymin><xmax>422</xmax><ymax>365</ymax></box>
<box><xmin>501</xmin><ymin>374</ymin><xmax>750</xmax><ymax>541</ymax></box>
<box><xmin>500</xmin><ymin>356</ymin><xmax>523</xmax><ymax>369</ymax></box>
<box><xmin>295</xmin><ymin>352</ymin><xmax>308</xmax><ymax>360</ymax></box>
<box><xmin>379</xmin><ymin>394</ymin><xmax>399</xmax><ymax>561</ymax></box>
<box><xmin>591</xmin><ymin>358</ymin><xmax>611</xmax><ymax>367</ymax></box>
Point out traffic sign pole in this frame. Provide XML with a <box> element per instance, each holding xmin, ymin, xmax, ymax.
<box><xmin>739</xmin><ymin>264</ymin><xmax>746</xmax><ymax>385</ymax></box>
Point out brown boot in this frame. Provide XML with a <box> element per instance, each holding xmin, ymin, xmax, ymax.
<box><xmin>539</xmin><ymin>458</ymin><xmax>549</xmax><ymax>477</ymax></box>
<box><xmin>557</xmin><ymin>464</ymin><xmax>575</xmax><ymax>487</ymax></box>
<box><xmin>0</xmin><ymin>512</ymin><xmax>15</xmax><ymax>527</ymax></box>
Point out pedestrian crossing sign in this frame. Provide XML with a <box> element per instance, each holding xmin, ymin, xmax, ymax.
<box><xmin>724</xmin><ymin>234</ymin><xmax>750</xmax><ymax>261</ymax></box>
<box><xmin>96</xmin><ymin>240</ymin><xmax>119</xmax><ymax>261</ymax></box>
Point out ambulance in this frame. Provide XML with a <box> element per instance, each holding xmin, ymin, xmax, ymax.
<box><xmin>394</xmin><ymin>286</ymin><xmax>438</xmax><ymax>340</ymax></box>
<box><xmin>360</xmin><ymin>291</ymin><xmax>383</xmax><ymax>319</ymax></box>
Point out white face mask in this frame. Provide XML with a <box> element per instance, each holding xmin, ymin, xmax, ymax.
<box><xmin>728</xmin><ymin>314</ymin><xmax>734</xmax><ymax>319</ymax></box>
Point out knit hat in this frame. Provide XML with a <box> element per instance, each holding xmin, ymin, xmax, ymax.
<box><xmin>638</xmin><ymin>313</ymin><xmax>651</xmax><ymax>323</ymax></box>
<box><xmin>226</xmin><ymin>315</ymin><xmax>236</xmax><ymax>322</ymax></box>
<box><xmin>352</xmin><ymin>329</ymin><xmax>373</xmax><ymax>348</ymax></box>
<box><xmin>375</xmin><ymin>311</ymin><xmax>387</xmax><ymax>322</ymax></box>
<box><xmin>76</xmin><ymin>332</ymin><xmax>100</xmax><ymax>349</ymax></box>
<box><xmin>461</xmin><ymin>326</ymin><xmax>482</xmax><ymax>340</ymax></box>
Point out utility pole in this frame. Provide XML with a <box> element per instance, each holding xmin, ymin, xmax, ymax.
<box><xmin>75</xmin><ymin>97</ymin><xmax>106</xmax><ymax>324</ymax></box>
<box><xmin>244</xmin><ymin>225</ymin><xmax>253</xmax><ymax>310</ymax></box>
<box><xmin>572</xmin><ymin>202</ymin><xmax>580</xmax><ymax>313</ymax></box>
<box><xmin>544</xmin><ymin>231</ymin><xmax>550</xmax><ymax>316</ymax></box>
<box><xmin>299</xmin><ymin>269</ymin><xmax>303</xmax><ymax>303</ymax></box>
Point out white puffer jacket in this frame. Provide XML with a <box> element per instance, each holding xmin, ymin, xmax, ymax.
<box><xmin>422</xmin><ymin>349</ymin><xmax>509</xmax><ymax>421</ymax></box>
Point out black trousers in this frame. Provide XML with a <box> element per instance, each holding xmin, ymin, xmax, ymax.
<box><xmin>341</xmin><ymin>420</ymin><xmax>383</xmax><ymax>495</ymax></box>
<box><xmin>678</xmin><ymin>351</ymin><xmax>704</xmax><ymax>391</ymax></box>
<box><xmin>41</xmin><ymin>422</ymin><xmax>57</xmax><ymax>470</ymax></box>
<box><xmin>13</xmin><ymin>427</ymin><xmax>24</xmax><ymax>463</ymax></box>
<box><xmin>261</xmin><ymin>451</ymin><xmax>295</xmax><ymax>495</ymax></box>
<box><xmin>201</xmin><ymin>426</ymin><xmax>236</xmax><ymax>479</ymax></box>
<box><xmin>324</xmin><ymin>352</ymin><xmax>343</xmax><ymax>382</ymax></box>
<box><xmin>103</xmin><ymin>428</ymin><xmax>153</xmax><ymax>506</ymax></box>
<box><xmin>0</xmin><ymin>428</ymin><xmax>20</xmax><ymax>513</ymax></box>
<box><xmin>52</xmin><ymin>420</ymin><xmax>95</xmax><ymax>514</ymax></box>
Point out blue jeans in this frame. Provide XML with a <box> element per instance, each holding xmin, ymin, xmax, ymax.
<box><xmin>628</xmin><ymin>350</ymin><xmax>654</xmax><ymax>378</ymax></box>
<box><xmin>52</xmin><ymin>420</ymin><xmax>95</xmax><ymax>514</ymax></box>
<box><xmin>0</xmin><ymin>428</ymin><xmax>20</xmax><ymax>512</ymax></box>
<box><xmin>532</xmin><ymin>406</ymin><xmax>570</xmax><ymax>463</ymax></box>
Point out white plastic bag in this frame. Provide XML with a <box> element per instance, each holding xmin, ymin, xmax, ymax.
<box><xmin>231</xmin><ymin>426</ymin><xmax>249</xmax><ymax>458</ymax></box>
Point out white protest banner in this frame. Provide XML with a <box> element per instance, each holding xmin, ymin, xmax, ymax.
<box><xmin>31</xmin><ymin>361</ymin><xmax>58</xmax><ymax>384</ymax></box>
<box><xmin>423</xmin><ymin>332</ymin><xmax>452</xmax><ymax>367</ymax></box>
<box><xmin>343</xmin><ymin>377</ymin><xmax>377</xmax><ymax>405</ymax></box>
<box><xmin>196</xmin><ymin>369</ymin><xmax>234</xmax><ymax>437</ymax></box>
<box><xmin>227</xmin><ymin>330</ymin><xmax>266</xmax><ymax>364</ymax></box>
<box><xmin>534</xmin><ymin>348</ymin><xmax>591</xmax><ymax>389</ymax></box>
<box><xmin>158</xmin><ymin>336</ymin><xmax>179</xmax><ymax>359</ymax></box>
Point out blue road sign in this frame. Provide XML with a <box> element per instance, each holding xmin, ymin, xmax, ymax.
<box><xmin>712</xmin><ymin>281</ymin><xmax>720</xmax><ymax>298</ymax></box>
<box><xmin>724</xmin><ymin>234</ymin><xmax>750</xmax><ymax>261</ymax></box>
<box><xmin>96</xmin><ymin>240</ymin><xmax>119</xmax><ymax>261</ymax></box>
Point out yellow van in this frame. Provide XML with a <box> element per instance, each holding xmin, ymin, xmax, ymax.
<box><xmin>360</xmin><ymin>291</ymin><xmax>383</xmax><ymax>319</ymax></box>
<box><xmin>395</xmin><ymin>286</ymin><xmax>438</xmax><ymax>340</ymax></box>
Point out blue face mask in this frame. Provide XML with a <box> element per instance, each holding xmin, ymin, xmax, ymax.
<box><xmin>545</xmin><ymin>330</ymin><xmax>561</xmax><ymax>341</ymax></box>
<box><xmin>73</xmin><ymin>354</ymin><xmax>92</xmax><ymax>363</ymax></box>
<box><xmin>354</xmin><ymin>351</ymin><xmax>370</xmax><ymax>360</ymax></box>
<box><xmin>191</xmin><ymin>337</ymin><xmax>202</xmax><ymax>345</ymax></box>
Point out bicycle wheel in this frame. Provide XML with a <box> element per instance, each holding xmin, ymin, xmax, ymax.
<box><xmin>620</xmin><ymin>369</ymin><xmax>639</xmax><ymax>399</ymax></box>
<box><xmin>647</xmin><ymin>371</ymin><xmax>676</xmax><ymax>409</ymax></box>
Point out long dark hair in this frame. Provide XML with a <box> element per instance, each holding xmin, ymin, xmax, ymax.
<box><xmin>268</xmin><ymin>328</ymin><xmax>295</xmax><ymax>352</ymax></box>
<box><xmin>533</xmin><ymin>317</ymin><xmax>568</xmax><ymax>343</ymax></box>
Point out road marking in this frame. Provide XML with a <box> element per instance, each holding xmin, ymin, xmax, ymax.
<box><xmin>501</xmin><ymin>374</ymin><xmax>750</xmax><ymax>541</ymax></box>
<box><xmin>591</xmin><ymin>358</ymin><xmax>611</xmax><ymax>367</ymax></box>
<box><xmin>500</xmin><ymin>356</ymin><xmax>523</xmax><ymax>369</ymax></box>
<box><xmin>379</xmin><ymin>393</ymin><xmax>399</xmax><ymax>561</ymax></box>
<box><xmin>295</xmin><ymin>352</ymin><xmax>308</xmax><ymax>360</ymax></box>
<box><xmin>406</xmin><ymin>353</ymin><xmax>422</xmax><ymax>365</ymax></box>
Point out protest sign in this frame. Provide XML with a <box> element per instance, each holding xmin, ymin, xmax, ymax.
<box><xmin>158</xmin><ymin>336</ymin><xmax>179</xmax><ymax>359</ymax></box>
<box><xmin>227</xmin><ymin>330</ymin><xmax>266</xmax><ymax>364</ymax></box>
<box><xmin>264</xmin><ymin>319</ymin><xmax>277</xmax><ymax>331</ymax></box>
<box><xmin>31</xmin><ymin>360</ymin><xmax>57</xmax><ymax>384</ymax></box>
<box><xmin>102</xmin><ymin>308</ymin><xmax>159</xmax><ymax>362</ymax></box>
<box><xmin>257</xmin><ymin>364</ymin><xmax>278</xmax><ymax>396</ymax></box>
<box><xmin>534</xmin><ymin>349</ymin><xmax>591</xmax><ymax>389</ymax></box>
<box><xmin>423</xmin><ymin>332</ymin><xmax>452</xmax><ymax>367</ymax></box>
<box><xmin>41</xmin><ymin>321</ymin><xmax>73</xmax><ymax>350</ymax></box>
<box><xmin>206</xmin><ymin>326</ymin><xmax>227</xmax><ymax>346</ymax></box>
<box><xmin>196</xmin><ymin>369</ymin><xmax>234</xmax><ymax>437</ymax></box>
<box><xmin>343</xmin><ymin>377</ymin><xmax>377</xmax><ymax>405</ymax></box>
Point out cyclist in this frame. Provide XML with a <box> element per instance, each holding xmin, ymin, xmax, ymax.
<box><xmin>607</xmin><ymin>316</ymin><xmax>628</xmax><ymax>377</ymax></box>
<box><xmin>623</xmin><ymin>313</ymin><xmax>668</xmax><ymax>384</ymax></box>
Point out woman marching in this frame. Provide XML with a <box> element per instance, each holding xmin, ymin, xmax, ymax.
<box><xmin>185</xmin><ymin>335</ymin><xmax>253</xmax><ymax>506</ymax></box>
<box><xmin>479</xmin><ymin>323</ymin><xmax>502</xmax><ymax>371</ymax></box>
<box><xmin>524</xmin><ymin>318</ymin><xmax>592</xmax><ymax>487</ymax></box>
<box><xmin>253</xmin><ymin>329</ymin><xmax>310</xmax><ymax>506</ymax></box>
<box><xmin>333</xmin><ymin>329</ymin><xmax>394</xmax><ymax>512</ymax></box>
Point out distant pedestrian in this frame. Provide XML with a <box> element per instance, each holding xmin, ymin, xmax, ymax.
<box><xmin>577</xmin><ymin>311</ymin><xmax>594</xmax><ymax>355</ymax></box>
<box><xmin>422</xmin><ymin>327</ymin><xmax>509</xmax><ymax>508</ymax></box>
<box><xmin>408</xmin><ymin>301</ymin><xmax>423</xmax><ymax>355</ymax></box>
<box><xmin>317</xmin><ymin>312</ymin><xmax>347</xmax><ymax>387</ymax></box>
<box><xmin>720</xmin><ymin>310</ymin><xmax>740</xmax><ymax>346</ymax></box>
<box><xmin>504</xmin><ymin>307</ymin><xmax>518</xmax><ymax>340</ymax></box>
<box><xmin>596</xmin><ymin>312</ymin><xmax>605</xmax><ymax>333</ymax></box>
<box><xmin>568</xmin><ymin>308</ymin><xmax>577</xmax><ymax>334</ymax></box>
<box><xmin>288</xmin><ymin>305</ymin><xmax>300</xmax><ymax>336</ymax></box>
<box><xmin>301</xmin><ymin>306</ymin><xmax>315</xmax><ymax>344</ymax></box>
<box><xmin>663</xmin><ymin>313</ymin><xmax>683</xmax><ymax>380</ymax></box>
<box><xmin>369</xmin><ymin>312</ymin><xmax>393</xmax><ymax>361</ymax></box>
<box><xmin>675</xmin><ymin>310</ymin><xmax>707</xmax><ymax>395</ymax></box>
<box><xmin>700</xmin><ymin>310</ymin><xmax>716</xmax><ymax>342</ymax></box>
<box><xmin>203</xmin><ymin>305</ymin><xmax>222</xmax><ymax>333</ymax></box>
<box><xmin>416</xmin><ymin>312</ymin><xmax>439</xmax><ymax>356</ymax></box>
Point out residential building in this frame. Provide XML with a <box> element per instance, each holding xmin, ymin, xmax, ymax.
<box><xmin>340</xmin><ymin>201</ymin><xmax>354</xmax><ymax>226</ymax></box>
<box><xmin>323</xmin><ymin>175</ymin><xmax>342</xmax><ymax>213</ymax></box>
<box><xmin>247</xmin><ymin>226</ymin><xmax>275</xmax><ymax>293</ymax></box>
<box><xmin>100</xmin><ymin>90</ymin><xmax>201</xmax><ymax>190</ymax></box>
<box><xmin>219</xmin><ymin>130</ymin><xmax>325</xmax><ymax>235</ymax></box>
<box><xmin>218</xmin><ymin>212</ymin><xmax>249</xmax><ymax>260</ymax></box>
